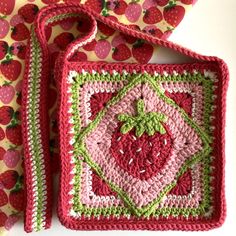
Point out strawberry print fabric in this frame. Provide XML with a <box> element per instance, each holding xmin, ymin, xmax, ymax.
<box><xmin>0</xmin><ymin>0</ymin><xmax>196</xmax><ymax>234</ymax></box>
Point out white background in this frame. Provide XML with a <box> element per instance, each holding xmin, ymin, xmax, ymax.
<box><xmin>12</xmin><ymin>0</ymin><xmax>236</xmax><ymax>235</ymax></box>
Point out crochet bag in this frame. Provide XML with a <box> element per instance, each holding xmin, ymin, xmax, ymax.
<box><xmin>22</xmin><ymin>3</ymin><xmax>228</xmax><ymax>233</ymax></box>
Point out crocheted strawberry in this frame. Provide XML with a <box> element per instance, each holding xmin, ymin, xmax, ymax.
<box><xmin>110</xmin><ymin>99</ymin><xmax>173</xmax><ymax>180</ymax></box>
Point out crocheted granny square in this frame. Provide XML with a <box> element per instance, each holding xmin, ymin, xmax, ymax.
<box><xmin>58</xmin><ymin>62</ymin><xmax>226</xmax><ymax>230</ymax></box>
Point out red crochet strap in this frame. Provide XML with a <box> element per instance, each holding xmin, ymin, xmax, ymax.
<box><xmin>22</xmin><ymin>2</ymin><xmax>228</xmax><ymax>233</ymax></box>
<box><xmin>22</xmin><ymin>4</ymin><xmax>97</xmax><ymax>233</ymax></box>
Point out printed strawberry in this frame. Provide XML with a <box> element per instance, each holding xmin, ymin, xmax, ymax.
<box><xmin>120</xmin><ymin>33</ymin><xmax>137</xmax><ymax>44</ymax></box>
<box><xmin>6</xmin><ymin>124</ymin><xmax>22</xmax><ymax>146</ymax></box>
<box><xmin>9</xmin><ymin>187</ymin><xmax>24</xmax><ymax>211</ymax></box>
<box><xmin>0</xmin><ymin>17</ymin><xmax>10</xmax><ymax>39</ymax></box>
<box><xmin>84</xmin><ymin>0</ymin><xmax>103</xmax><ymax>13</ymax></box>
<box><xmin>0</xmin><ymin>40</ymin><xmax>8</xmax><ymax>60</ymax></box>
<box><xmin>112</xmin><ymin>44</ymin><xmax>131</xmax><ymax>61</ymax></box>
<box><xmin>0</xmin><ymin>190</ymin><xmax>8</xmax><ymax>207</ymax></box>
<box><xmin>54</xmin><ymin>32</ymin><xmax>75</xmax><ymax>50</ymax></box>
<box><xmin>180</xmin><ymin>0</ymin><xmax>193</xmax><ymax>4</ymax></box>
<box><xmin>0</xmin><ymin>0</ymin><xmax>15</xmax><ymax>15</ymax></box>
<box><xmin>111</xmin><ymin>35</ymin><xmax>126</xmax><ymax>47</ymax></box>
<box><xmin>156</xmin><ymin>0</ymin><xmax>169</xmax><ymax>6</ymax></box>
<box><xmin>3</xmin><ymin>149</ymin><xmax>20</xmax><ymax>168</ymax></box>
<box><xmin>97</xmin><ymin>21</ymin><xmax>115</xmax><ymax>36</ymax></box>
<box><xmin>0</xmin><ymin>82</ymin><xmax>15</xmax><ymax>104</ymax></box>
<box><xmin>143</xmin><ymin>25</ymin><xmax>163</xmax><ymax>38</ymax></box>
<box><xmin>4</xmin><ymin>214</ymin><xmax>20</xmax><ymax>230</ymax></box>
<box><xmin>132</xmin><ymin>40</ymin><xmax>154</xmax><ymax>63</ymax></box>
<box><xmin>142</xmin><ymin>0</ymin><xmax>157</xmax><ymax>10</ymax></box>
<box><xmin>48</xmin><ymin>87</ymin><xmax>57</xmax><ymax>109</ymax></box>
<box><xmin>0</xmin><ymin>127</ymin><xmax>5</xmax><ymax>141</ymax></box>
<box><xmin>45</xmin><ymin>26</ymin><xmax>52</xmax><ymax>41</ymax></box>
<box><xmin>113</xmin><ymin>0</ymin><xmax>128</xmax><ymax>15</ymax></box>
<box><xmin>0</xmin><ymin>59</ymin><xmax>21</xmax><ymax>81</ymax></box>
<box><xmin>164</xmin><ymin>2</ymin><xmax>185</xmax><ymax>27</ymax></box>
<box><xmin>16</xmin><ymin>92</ymin><xmax>22</xmax><ymax>105</ymax></box>
<box><xmin>0</xmin><ymin>147</ymin><xmax>6</xmax><ymax>160</ymax></box>
<box><xmin>42</xmin><ymin>0</ymin><xmax>60</xmax><ymax>4</ymax></box>
<box><xmin>0</xmin><ymin>106</ymin><xmax>14</xmax><ymax>125</ymax></box>
<box><xmin>143</xmin><ymin>7</ymin><xmax>163</xmax><ymax>24</ymax></box>
<box><xmin>125</xmin><ymin>1</ymin><xmax>142</xmax><ymax>23</ymax></box>
<box><xmin>94</xmin><ymin>39</ymin><xmax>111</xmax><ymax>59</ymax></box>
<box><xmin>0</xmin><ymin>170</ymin><xmax>19</xmax><ymax>189</ymax></box>
<box><xmin>11</xmin><ymin>23</ymin><xmax>30</xmax><ymax>41</ymax></box>
<box><xmin>70</xmin><ymin>51</ymin><xmax>87</xmax><ymax>62</ymax></box>
<box><xmin>18</xmin><ymin>4</ymin><xmax>39</xmax><ymax>24</ymax></box>
<box><xmin>10</xmin><ymin>14</ymin><xmax>24</xmax><ymax>27</ymax></box>
<box><xmin>0</xmin><ymin>212</ymin><xmax>7</xmax><ymax>227</ymax></box>
<box><xmin>111</xmin><ymin>99</ymin><xmax>172</xmax><ymax>180</ymax></box>
<box><xmin>82</xmin><ymin>39</ymin><xmax>97</xmax><ymax>51</ymax></box>
<box><xmin>76</xmin><ymin>17</ymin><xmax>92</xmax><ymax>33</ymax></box>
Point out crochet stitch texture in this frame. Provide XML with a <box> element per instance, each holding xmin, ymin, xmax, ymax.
<box><xmin>22</xmin><ymin>3</ymin><xmax>228</xmax><ymax>232</ymax></box>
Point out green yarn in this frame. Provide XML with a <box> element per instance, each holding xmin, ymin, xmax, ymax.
<box><xmin>118</xmin><ymin>99</ymin><xmax>167</xmax><ymax>137</ymax></box>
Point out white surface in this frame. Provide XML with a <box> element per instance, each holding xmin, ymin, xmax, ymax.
<box><xmin>11</xmin><ymin>0</ymin><xmax>236</xmax><ymax>235</ymax></box>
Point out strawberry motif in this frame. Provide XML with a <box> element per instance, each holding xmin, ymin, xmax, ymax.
<box><xmin>164</xmin><ymin>3</ymin><xmax>185</xmax><ymax>27</ymax></box>
<box><xmin>0</xmin><ymin>189</ymin><xmax>8</xmax><ymax>207</ymax></box>
<box><xmin>0</xmin><ymin>147</ymin><xmax>6</xmax><ymax>160</ymax></box>
<box><xmin>0</xmin><ymin>82</ymin><xmax>15</xmax><ymax>104</ymax></box>
<box><xmin>0</xmin><ymin>40</ymin><xmax>8</xmax><ymax>60</ymax></box>
<box><xmin>112</xmin><ymin>44</ymin><xmax>131</xmax><ymax>61</ymax></box>
<box><xmin>45</xmin><ymin>26</ymin><xmax>52</xmax><ymax>41</ymax></box>
<box><xmin>0</xmin><ymin>17</ymin><xmax>10</xmax><ymax>39</ymax></box>
<box><xmin>0</xmin><ymin>106</ymin><xmax>14</xmax><ymax>125</ymax></box>
<box><xmin>4</xmin><ymin>214</ymin><xmax>20</xmax><ymax>230</ymax></box>
<box><xmin>143</xmin><ymin>7</ymin><xmax>163</xmax><ymax>24</ymax></box>
<box><xmin>94</xmin><ymin>39</ymin><xmax>111</xmax><ymax>59</ymax></box>
<box><xmin>125</xmin><ymin>2</ymin><xmax>142</xmax><ymax>23</ymax></box>
<box><xmin>9</xmin><ymin>188</ymin><xmax>24</xmax><ymax>211</ymax></box>
<box><xmin>16</xmin><ymin>91</ymin><xmax>22</xmax><ymax>105</ymax></box>
<box><xmin>11</xmin><ymin>23</ymin><xmax>30</xmax><ymax>41</ymax></box>
<box><xmin>3</xmin><ymin>149</ymin><xmax>20</xmax><ymax>168</ymax></box>
<box><xmin>110</xmin><ymin>99</ymin><xmax>172</xmax><ymax>180</ymax></box>
<box><xmin>170</xmin><ymin>169</ymin><xmax>192</xmax><ymax>195</ymax></box>
<box><xmin>132</xmin><ymin>40</ymin><xmax>154</xmax><ymax>63</ymax></box>
<box><xmin>0</xmin><ymin>212</ymin><xmax>7</xmax><ymax>227</ymax></box>
<box><xmin>143</xmin><ymin>25</ymin><xmax>163</xmax><ymax>38</ymax></box>
<box><xmin>0</xmin><ymin>128</ymin><xmax>5</xmax><ymax>141</ymax></box>
<box><xmin>6</xmin><ymin>124</ymin><xmax>22</xmax><ymax>145</ymax></box>
<box><xmin>54</xmin><ymin>32</ymin><xmax>75</xmax><ymax>50</ymax></box>
<box><xmin>84</xmin><ymin>0</ymin><xmax>103</xmax><ymax>13</ymax></box>
<box><xmin>0</xmin><ymin>59</ymin><xmax>21</xmax><ymax>81</ymax></box>
<box><xmin>120</xmin><ymin>32</ymin><xmax>137</xmax><ymax>44</ymax></box>
<box><xmin>97</xmin><ymin>21</ymin><xmax>115</xmax><ymax>36</ymax></box>
<box><xmin>113</xmin><ymin>0</ymin><xmax>128</xmax><ymax>15</ymax></box>
<box><xmin>18</xmin><ymin>4</ymin><xmax>39</xmax><ymax>24</ymax></box>
<box><xmin>0</xmin><ymin>0</ymin><xmax>15</xmax><ymax>15</ymax></box>
<box><xmin>0</xmin><ymin>170</ymin><xmax>19</xmax><ymax>189</ymax></box>
<box><xmin>83</xmin><ymin>40</ymin><xmax>97</xmax><ymax>51</ymax></box>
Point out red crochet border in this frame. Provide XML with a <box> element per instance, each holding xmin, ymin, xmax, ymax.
<box><xmin>22</xmin><ymin>2</ymin><xmax>229</xmax><ymax>232</ymax></box>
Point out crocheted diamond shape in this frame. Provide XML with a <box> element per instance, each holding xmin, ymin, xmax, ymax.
<box><xmin>78</xmin><ymin>74</ymin><xmax>211</xmax><ymax>216</ymax></box>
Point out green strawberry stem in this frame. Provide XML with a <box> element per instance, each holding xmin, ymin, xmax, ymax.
<box><xmin>165</xmin><ymin>0</ymin><xmax>177</xmax><ymax>9</ymax></box>
<box><xmin>101</xmin><ymin>0</ymin><xmax>109</xmax><ymax>17</ymax></box>
<box><xmin>11</xmin><ymin>175</ymin><xmax>23</xmax><ymax>193</ymax></box>
<box><xmin>118</xmin><ymin>99</ymin><xmax>167</xmax><ymax>137</ymax></box>
<box><xmin>0</xmin><ymin>15</ymin><xmax>7</xmax><ymax>19</ymax></box>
